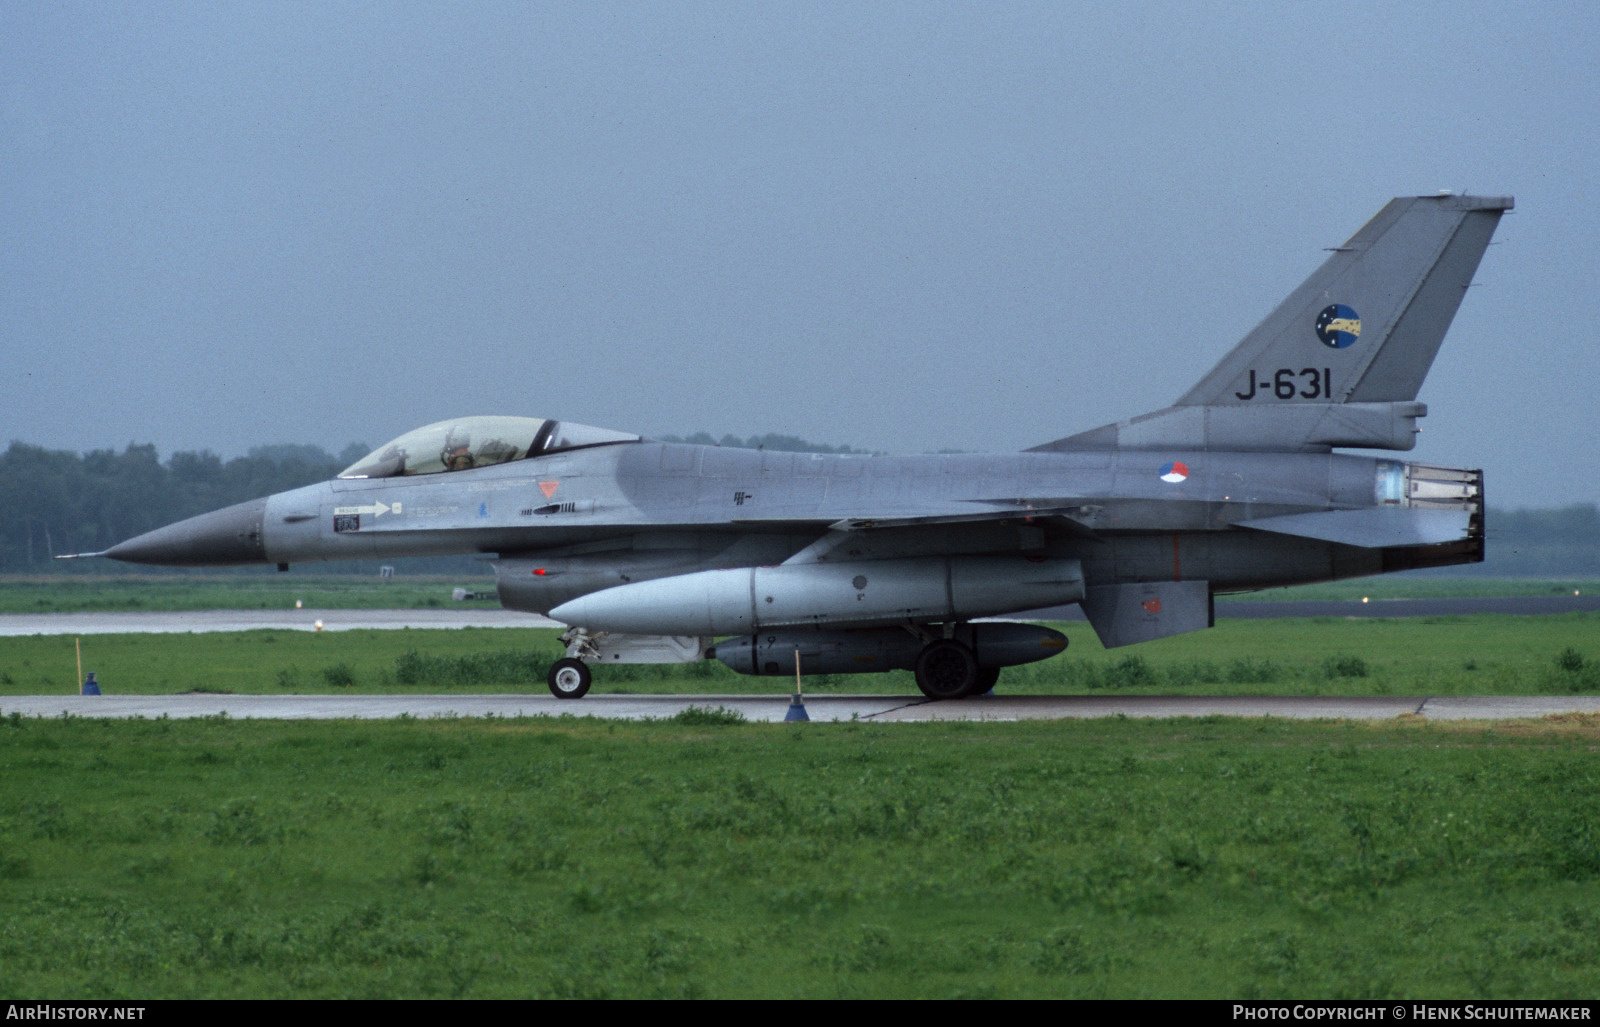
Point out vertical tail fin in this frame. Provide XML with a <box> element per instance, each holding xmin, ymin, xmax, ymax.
<box><xmin>1178</xmin><ymin>193</ymin><xmax>1512</xmax><ymax>407</ymax></box>
<box><xmin>1033</xmin><ymin>194</ymin><xmax>1512</xmax><ymax>453</ymax></box>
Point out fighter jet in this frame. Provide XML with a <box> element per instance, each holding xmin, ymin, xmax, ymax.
<box><xmin>87</xmin><ymin>193</ymin><xmax>1511</xmax><ymax>700</ymax></box>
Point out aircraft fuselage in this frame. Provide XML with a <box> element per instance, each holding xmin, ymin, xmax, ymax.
<box><xmin>108</xmin><ymin>441</ymin><xmax>1479</xmax><ymax>605</ymax></box>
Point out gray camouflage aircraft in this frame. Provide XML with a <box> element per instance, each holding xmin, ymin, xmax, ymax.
<box><xmin>85</xmin><ymin>193</ymin><xmax>1511</xmax><ymax>700</ymax></box>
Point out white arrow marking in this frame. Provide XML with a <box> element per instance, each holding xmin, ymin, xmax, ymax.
<box><xmin>333</xmin><ymin>502</ymin><xmax>400</xmax><ymax>518</ymax></box>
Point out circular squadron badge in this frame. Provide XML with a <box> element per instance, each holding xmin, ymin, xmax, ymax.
<box><xmin>1315</xmin><ymin>304</ymin><xmax>1361</xmax><ymax>349</ymax></box>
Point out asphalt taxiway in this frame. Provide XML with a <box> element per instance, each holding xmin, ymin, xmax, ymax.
<box><xmin>4</xmin><ymin>692</ymin><xmax>1599</xmax><ymax>723</ymax></box>
<box><xmin>0</xmin><ymin>608</ymin><xmax>562</xmax><ymax>636</ymax></box>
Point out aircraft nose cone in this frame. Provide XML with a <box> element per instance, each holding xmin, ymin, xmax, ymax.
<box><xmin>106</xmin><ymin>498</ymin><xmax>269</xmax><ymax>566</ymax></box>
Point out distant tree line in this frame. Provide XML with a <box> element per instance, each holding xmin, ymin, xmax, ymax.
<box><xmin>2</xmin><ymin>438</ymin><xmax>1595</xmax><ymax>577</ymax></box>
<box><xmin>0</xmin><ymin>433</ymin><xmax>861</xmax><ymax>575</ymax></box>
<box><xmin>0</xmin><ymin>441</ymin><xmax>371</xmax><ymax>574</ymax></box>
<box><xmin>1475</xmin><ymin>505</ymin><xmax>1600</xmax><ymax>577</ymax></box>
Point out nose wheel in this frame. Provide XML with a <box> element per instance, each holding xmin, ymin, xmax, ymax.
<box><xmin>548</xmin><ymin>657</ymin><xmax>592</xmax><ymax>699</ymax></box>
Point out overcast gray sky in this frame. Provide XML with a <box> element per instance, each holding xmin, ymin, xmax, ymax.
<box><xmin>4</xmin><ymin>2</ymin><xmax>1596</xmax><ymax>505</ymax></box>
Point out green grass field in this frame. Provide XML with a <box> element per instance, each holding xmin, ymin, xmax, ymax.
<box><xmin>4</xmin><ymin>613</ymin><xmax>1596</xmax><ymax>698</ymax></box>
<box><xmin>2</xmin><ymin>714</ymin><xmax>1598</xmax><ymax>998</ymax></box>
<box><xmin>1220</xmin><ymin>577</ymin><xmax>1598</xmax><ymax>602</ymax></box>
<box><xmin>4</xmin><ymin>579</ymin><xmax>1598</xmax><ymax>998</ymax></box>
<box><xmin>0</xmin><ymin>575</ymin><xmax>497</xmax><ymax>614</ymax></box>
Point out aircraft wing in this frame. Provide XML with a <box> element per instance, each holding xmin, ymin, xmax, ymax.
<box><xmin>775</xmin><ymin>507</ymin><xmax>1100</xmax><ymax>565</ymax></box>
<box><xmin>827</xmin><ymin>507</ymin><xmax>1096</xmax><ymax>532</ymax></box>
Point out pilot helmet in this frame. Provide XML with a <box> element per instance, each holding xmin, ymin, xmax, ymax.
<box><xmin>442</xmin><ymin>426</ymin><xmax>474</xmax><ymax>470</ymax></box>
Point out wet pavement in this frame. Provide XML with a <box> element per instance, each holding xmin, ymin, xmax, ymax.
<box><xmin>0</xmin><ymin>608</ymin><xmax>562</xmax><ymax>635</ymax></box>
<box><xmin>4</xmin><ymin>692</ymin><xmax>1598</xmax><ymax>723</ymax></box>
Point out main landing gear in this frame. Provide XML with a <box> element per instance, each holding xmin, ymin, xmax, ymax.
<box><xmin>912</xmin><ymin>638</ymin><xmax>999</xmax><ymax>700</ymax></box>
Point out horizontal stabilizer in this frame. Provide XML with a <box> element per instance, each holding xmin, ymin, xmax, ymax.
<box><xmin>1081</xmin><ymin>580</ymin><xmax>1212</xmax><ymax>649</ymax></box>
<box><xmin>1235</xmin><ymin>507</ymin><xmax>1471</xmax><ymax>549</ymax></box>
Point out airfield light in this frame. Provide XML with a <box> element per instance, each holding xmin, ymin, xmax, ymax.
<box><xmin>314</xmin><ymin>619</ymin><xmax>324</xmax><ymax>632</ymax></box>
<box><xmin>295</xmin><ymin>599</ymin><xmax>303</xmax><ymax>609</ymax></box>
<box><xmin>1362</xmin><ymin>597</ymin><xmax>1369</xmax><ymax>603</ymax></box>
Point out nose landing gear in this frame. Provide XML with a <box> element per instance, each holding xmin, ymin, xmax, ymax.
<box><xmin>547</xmin><ymin>657</ymin><xmax>592</xmax><ymax>699</ymax></box>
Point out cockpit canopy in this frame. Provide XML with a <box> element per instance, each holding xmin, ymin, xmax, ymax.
<box><xmin>338</xmin><ymin>416</ymin><xmax>639</xmax><ymax>479</ymax></box>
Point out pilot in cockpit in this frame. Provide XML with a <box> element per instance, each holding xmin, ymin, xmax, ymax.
<box><xmin>442</xmin><ymin>427</ymin><xmax>475</xmax><ymax>471</ymax></box>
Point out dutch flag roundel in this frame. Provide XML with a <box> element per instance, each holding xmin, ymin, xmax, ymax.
<box><xmin>1159</xmin><ymin>460</ymin><xmax>1189</xmax><ymax>484</ymax></box>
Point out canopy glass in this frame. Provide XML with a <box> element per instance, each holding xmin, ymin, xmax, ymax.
<box><xmin>338</xmin><ymin>416</ymin><xmax>638</xmax><ymax>479</ymax></box>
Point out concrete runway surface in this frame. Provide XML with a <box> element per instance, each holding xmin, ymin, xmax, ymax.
<box><xmin>5</xmin><ymin>693</ymin><xmax>1599</xmax><ymax>723</ymax></box>
<box><xmin>0</xmin><ymin>608</ymin><xmax>563</xmax><ymax>635</ymax></box>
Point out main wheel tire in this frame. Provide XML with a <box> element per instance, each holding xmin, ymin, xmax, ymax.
<box><xmin>548</xmin><ymin>657</ymin><xmax>592</xmax><ymax>699</ymax></box>
<box><xmin>914</xmin><ymin>640</ymin><xmax>980</xmax><ymax>700</ymax></box>
<box><xmin>971</xmin><ymin>667</ymin><xmax>1001</xmax><ymax>696</ymax></box>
